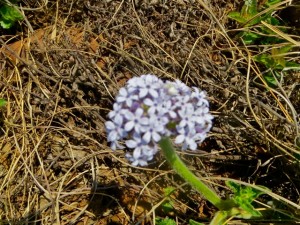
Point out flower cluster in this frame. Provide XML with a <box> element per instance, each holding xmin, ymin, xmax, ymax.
<box><xmin>105</xmin><ymin>74</ymin><xmax>213</xmax><ymax>166</ymax></box>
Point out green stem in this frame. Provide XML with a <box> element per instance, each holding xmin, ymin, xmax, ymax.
<box><xmin>159</xmin><ymin>137</ymin><xmax>235</xmax><ymax>210</ymax></box>
<box><xmin>210</xmin><ymin>208</ymin><xmax>241</xmax><ymax>225</ymax></box>
<box><xmin>209</xmin><ymin>211</ymin><xmax>228</xmax><ymax>225</ymax></box>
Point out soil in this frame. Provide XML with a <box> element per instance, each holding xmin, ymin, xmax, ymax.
<box><xmin>0</xmin><ymin>0</ymin><xmax>299</xmax><ymax>224</ymax></box>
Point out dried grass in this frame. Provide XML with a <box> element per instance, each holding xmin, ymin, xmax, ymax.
<box><xmin>0</xmin><ymin>0</ymin><xmax>299</xmax><ymax>224</ymax></box>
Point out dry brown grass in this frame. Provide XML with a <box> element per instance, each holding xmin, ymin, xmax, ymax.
<box><xmin>0</xmin><ymin>0</ymin><xmax>299</xmax><ymax>224</ymax></box>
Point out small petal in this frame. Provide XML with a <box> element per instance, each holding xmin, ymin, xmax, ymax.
<box><xmin>175</xmin><ymin>135</ymin><xmax>185</xmax><ymax>144</ymax></box>
<box><xmin>143</xmin><ymin>98</ymin><xmax>153</xmax><ymax>106</ymax></box>
<box><xmin>188</xmin><ymin>140</ymin><xmax>197</xmax><ymax>150</ymax></box>
<box><xmin>139</xmin><ymin>117</ymin><xmax>149</xmax><ymax>125</ymax></box>
<box><xmin>152</xmin><ymin>132</ymin><xmax>161</xmax><ymax>142</ymax></box>
<box><xmin>107</xmin><ymin>131</ymin><xmax>118</xmax><ymax>142</ymax></box>
<box><xmin>139</xmin><ymin>89</ymin><xmax>148</xmax><ymax>98</ymax></box>
<box><xmin>133</xmin><ymin>147</ymin><xmax>142</xmax><ymax>159</ymax></box>
<box><xmin>125</xmin><ymin>121</ymin><xmax>135</xmax><ymax>131</ymax></box>
<box><xmin>143</xmin><ymin>132</ymin><xmax>151</xmax><ymax>143</ymax></box>
<box><xmin>149</xmin><ymin>89</ymin><xmax>159</xmax><ymax>98</ymax></box>
<box><xmin>105</xmin><ymin>121</ymin><xmax>115</xmax><ymax>130</ymax></box>
<box><xmin>125</xmin><ymin>140</ymin><xmax>138</xmax><ymax>148</ymax></box>
<box><xmin>124</xmin><ymin>111</ymin><xmax>134</xmax><ymax>120</ymax></box>
<box><xmin>135</xmin><ymin>108</ymin><xmax>144</xmax><ymax>116</ymax></box>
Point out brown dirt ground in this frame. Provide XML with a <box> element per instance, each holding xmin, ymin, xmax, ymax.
<box><xmin>0</xmin><ymin>0</ymin><xmax>300</xmax><ymax>224</ymax></box>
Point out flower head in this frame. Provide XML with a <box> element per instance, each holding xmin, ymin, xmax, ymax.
<box><xmin>105</xmin><ymin>74</ymin><xmax>213</xmax><ymax>166</ymax></box>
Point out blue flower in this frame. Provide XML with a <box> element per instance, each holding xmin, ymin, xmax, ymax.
<box><xmin>137</xmin><ymin>74</ymin><xmax>162</xmax><ymax>98</ymax></box>
<box><xmin>124</xmin><ymin>108</ymin><xmax>149</xmax><ymax>133</ymax></box>
<box><xmin>116</xmin><ymin>87</ymin><xmax>138</xmax><ymax>107</ymax></box>
<box><xmin>105</xmin><ymin>74</ymin><xmax>213</xmax><ymax>166</ymax></box>
<box><xmin>175</xmin><ymin>128</ymin><xmax>199</xmax><ymax>150</ymax></box>
<box><xmin>105</xmin><ymin>120</ymin><xmax>126</xmax><ymax>150</ymax></box>
<box><xmin>125</xmin><ymin>136</ymin><xmax>158</xmax><ymax>166</ymax></box>
<box><xmin>177</xmin><ymin>103</ymin><xmax>197</xmax><ymax>129</ymax></box>
<box><xmin>141</xmin><ymin>114</ymin><xmax>165</xmax><ymax>143</ymax></box>
<box><xmin>108</xmin><ymin>103</ymin><xmax>126</xmax><ymax>125</ymax></box>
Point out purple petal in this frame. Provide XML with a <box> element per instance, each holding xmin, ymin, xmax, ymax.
<box><xmin>152</xmin><ymin>132</ymin><xmax>161</xmax><ymax>142</ymax></box>
<box><xmin>135</xmin><ymin>108</ymin><xmax>144</xmax><ymax>116</ymax></box>
<box><xmin>133</xmin><ymin>148</ymin><xmax>142</xmax><ymax>159</ymax></box>
<box><xmin>189</xmin><ymin>141</ymin><xmax>197</xmax><ymax>150</ymax></box>
<box><xmin>139</xmin><ymin>117</ymin><xmax>149</xmax><ymax>125</ymax></box>
<box><xmin>124</xmin><ymin>111</ymin><xmax>134</xmax><ymax>120</ymax></box>
<box><xmin>125</xmin><ymin>121</ymin><xmax>134</xmax><ymax>131</ymax></box>
<box><xmin>175</xmin><ymin>135</ymin><xmax>185</xmax><ymax>144</ymax></box>
<box><xmin>143</xmin><ymin>98</ymin><xmax>153</xmax><ymax>106</ymax></box>
<box><xmin>107</xmin><ymin>131</ymin><xmax>118</xmax><ymax>142</ymax></box>
<box><xmin>105</xmin><ymin>121</ymin><xmax>115</xmax><ymax>130</ymax></box>
<box><xmin>143</xmin><ymin>132</ymin><xmax>151</xmax><ymax>143</ymax></box>
<box><xmin>126</xmin><ymin>140</ymin><xmax>138</xmax><ymax>148</ymax></box>
<box><xmin>149</xmin><ymin>89</ymin><xmax>158</xmax><ymax>98</ymax></box>
<box><xmin>139</xmin><ymin>89</ymin><xmax>148</xmax><ymax>98</ymax></box>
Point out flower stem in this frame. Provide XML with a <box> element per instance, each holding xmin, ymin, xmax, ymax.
<box><xmin>209</xmin><ymin>211</ymin><xmax>228</xmax><ymax>225</ymax></box>
<box><xmin>159</xmin><ymin>137</ymin><xmax>234</xmax><ymax>210</ymax></box>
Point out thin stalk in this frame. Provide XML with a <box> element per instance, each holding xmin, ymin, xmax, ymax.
<box><xmin>210</xmin><ymin>208</ymin><xmax>241</xmax><ymax>225</ymax></box>
<box><xmin>209</xmin><ymin>211</ymin><xmax>228</xmax><ymax>225</ymax></box>
<box><xmin>159</xmin><ymin>137</ymin><xmax>235</xmax><ymax>210</ymax></box>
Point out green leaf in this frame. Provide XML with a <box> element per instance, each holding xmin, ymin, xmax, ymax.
<box><xmin>239</xmin><ymin>0</ymin><xmax>261</xmax><ymax>26</ymax></box>
<box><xmin>0</xmin><ymin>5</ymin><xmax>23</xmax><ymax>21</ymax></box>
<box><xmin>225</xmin><ymin>181</ymin><xmax>266</xmax><ymax>218</ymax></box>
<box><xmin>228</xmin><ymin>11</ymin><xmax>247</xmax><ymax>24</ymax></box>
<box><xmin>0</xmin><ymin>4</ymin><xmax>23</xmax><ymax>29</ymax></box>
<box><xmin>0</xmin><ymin>19</ymin><xmax>11</xmax><ymax>29</ymax></box>
<box><xmin>163</xmin><ymin>186</ymin><xmax>175</xmax><ymax>196</ymax></box>
<box><xmin>225</xmin><ymin>180</ymin><xmax>239</xmax><ymax>193</ymax></box>
<box><xmin>241</xmin><ymin>31</ymin><xmax>261</xmax><ymax>44</ymax></box>
<box><xmin>270</xmin><ymin>46</ymin><xmax>299</xmax><ymax>69</ymax></box>
<box><xmin>285</xmin><ymin>61</ymin><xmax>300</xmax><ymax>69</ymax></box>
<box><xmin>246</xmin><ymin>17</ymin><xmax>262</xmax><ymax>26</ymax></box>
<box><xmin>293</xmin><ymin>152</ymin><xmax>300</xmax><ymax>160</ymax></box>
<box><xmin>0</xmin><ymin>99</ymin><xmax>7</xmax><ymax>107</ymax></box>
<box><xmin>267</xmin><ymin>46</ymin><xmax>300</xmax><ymax>70</ymax></box>
<box><xmin>268</xmin><ymin>16</ymin><xmax>281</xmax><ymax>26</ymax></box>
<box><xmin>263</xmin><ymin>71</ymin><xmax>279</xmax><ymax>87</ymax></box>
<box><xmin>241</xmin><ymin>0</ymin><xmax>258</xmax><ymax>17</ymax></box>
<box><xmin>161</xmin><ymin>201</ymin><xmax>174</xmax><ymax>214</ymax></box>
<box><xmin>253</xmin><ymin>53</ymin><xmax>275</xmax><ymax>68</ymax></box>
<box><xmin>238</xmin><ymin>202</ymin><xmax>262</xmax><ymax>218</ymax></box>
<box><xmin>278</xmin><ymin>45</ymin><xmax>294</xmax><ymax>54</ymax></box>
<box><xmin>189</xmin><ymin>219</ymin><xmax>205</xmax><ymax>225</ymax></box>
<box><xmin>161</xmin><ymin>187</ymin><xmax>175</xmax><ymax>213</ymax></box>
<box><xmin>226</xmin><ymin>181</ymin><xmax>266</xmax><ymax>202</ymax></box>
<box><xmin>265</xmin><ymin>0</ymin><xmax>282</xmax><ymax>7</ymax></box>
<box><xmin>156</xmin><ymin>217</ymin><xmax>177</xmax><ymax>225</ymax></box>
<box><xmin>259</xmin><ymin>17</ymin><xmax>283</xmax><ymax>37</ymax></box>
